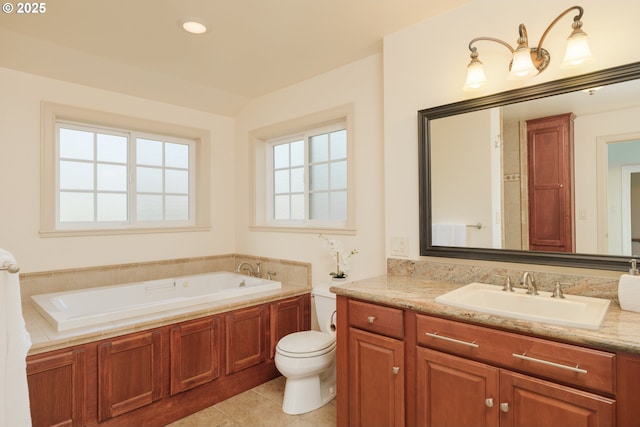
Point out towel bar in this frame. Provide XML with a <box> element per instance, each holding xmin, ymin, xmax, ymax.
<box><xmin>466</xmin><ymin>223</ymin><xmax>482</xmax><ymax>230</ymax></box>
<box><xmin>1</xmin><ymin>262</ymin><xmax>20</xmax><ymax>274</ymax></box>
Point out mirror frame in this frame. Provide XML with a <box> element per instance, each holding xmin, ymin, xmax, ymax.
<box><xmin>419</xmin><ymin>61</ymin><xmax>640</xmax><ymax>271</ymax></box>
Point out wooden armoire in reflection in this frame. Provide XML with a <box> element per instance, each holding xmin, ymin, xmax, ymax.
<box><xmin>526</xmin><ymin>113</ymin><xmax>575</xmax><ymax>252</ymax></box>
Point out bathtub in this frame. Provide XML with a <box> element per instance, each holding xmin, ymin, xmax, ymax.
<box><xmin>31</xmin><ymin>272</ymin><xmax>282</xmax><ymax>332</ymax></box>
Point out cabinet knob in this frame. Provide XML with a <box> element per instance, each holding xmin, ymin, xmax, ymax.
<box><xmin>392</xmin><ymin>366</ymin><xmax>400</xmax><ymax>375</ymax></box>
<box><xmin>485</xmin><ymin>398</ymin><xmax>494</xmax><ymax>408</ymax></box>
<box><xmin>500</xmin><ymin>402</ymin><xmax>509</xmax><ymax>413</ymax></box>
<box><xmin>367</xmin><ymin>316</ymin><xmax>376</xmax><ymax>324</ymax></box>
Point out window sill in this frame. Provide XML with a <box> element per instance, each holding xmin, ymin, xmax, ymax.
<box><xmin>249</xmin><ymin>225</ymin><xmax>356</xmax><ymax>235</ymax></box>
<box><xmin>39</xmin><ymin>226</ymin><xmax>211</xmax><ymax>238</ymax></box>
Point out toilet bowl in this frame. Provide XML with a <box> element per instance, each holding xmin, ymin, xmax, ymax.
<box><xmin>274</xmin><ymin>283</ymin><xmax>337</xmax><ymax>415</ymax></box>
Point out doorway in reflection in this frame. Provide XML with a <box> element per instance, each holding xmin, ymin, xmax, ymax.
<box><xmin>607</xmin><ymin>140</ymin><xmax>640</xmax><ymax>256</ymax></box>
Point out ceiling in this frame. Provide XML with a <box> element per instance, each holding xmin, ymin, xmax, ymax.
<box><xmin>0</xmin><ymin>0</ymin><xmax>469</xmax><ymax>115</ymax></box>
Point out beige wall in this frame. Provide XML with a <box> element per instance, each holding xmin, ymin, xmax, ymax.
<box><xmin>2</xmin><ymin>0</ymin><xmax>640</xmax><ymax>283</ymax></box>
<box><xmin>430</xmin><ymin>109</ymin><xmax>494</xmax><ymax>247</ymax></box>
<box><xmin>234</xmin><ymin>55</ymin><xmax>386</xmax><ymax>286</ymax></box>
<box><xmin>0</xmin><ymin>67</ymin><xmax>236</xmax><ymax>273</ymax></box>
<box><xmin>383</xmin><ymin>0</ymin><xmax>640</xmax><ymax>275</ymax></box>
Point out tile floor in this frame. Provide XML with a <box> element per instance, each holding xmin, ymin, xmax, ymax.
<box><xmin>166</xmin><ymin>376</ymin><xmax>336</xmax><ymax>427</ymax></box>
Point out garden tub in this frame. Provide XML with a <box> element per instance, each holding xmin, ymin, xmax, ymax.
<box><xmin>31</xmin><ymin>271</ymin><xmax>282</xmax><ymax>331</ymax></box>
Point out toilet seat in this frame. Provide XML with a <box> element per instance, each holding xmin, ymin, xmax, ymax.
<box><xmin>276</xmin><ymin>331</ymin><xmax>336</xmax><ymax>358</ymax></box>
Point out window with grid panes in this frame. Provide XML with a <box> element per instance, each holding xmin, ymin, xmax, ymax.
<box><xmin>56</xmin><ymin>122</ymin><xmax>195</xmax><ymax>229</ymax></box>
<box><xmin>268</xmin><ymin>123</ymin><xmax>347</xmax><ymax>227</ymax></box>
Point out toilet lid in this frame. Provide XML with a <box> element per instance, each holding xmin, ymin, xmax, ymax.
<box><xmin>276</xmin><ymin>331</ymin><xmax>336</xmax><ymax>357</ymax></box>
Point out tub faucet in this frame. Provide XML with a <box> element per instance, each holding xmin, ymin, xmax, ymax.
<box><xmin>236</xmin><ymin>262</ymin><xmax>261</xmax><ymax>277</ymax></box>
<box><xmin>521</xmin><ymin>271</ymin><xmax>538</xmax><ymax>295</ymax></box>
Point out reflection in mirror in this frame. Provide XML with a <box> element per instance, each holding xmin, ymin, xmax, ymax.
<box><xmin>419</xmin><ymin>62</ymin><xmax>640</xmax><ymax>270</ymax></box>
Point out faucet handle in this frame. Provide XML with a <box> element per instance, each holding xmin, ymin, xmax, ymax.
<box><xmin>495</xmin><ymin>274</ymin><xmax>514</xmax><ymax>292</ymax></box>
<box><xmin>551</xmin><ymin>282</ymin><xmax>566</xmax><ymax>299</ymax></box>
<box><xmin>551</xmin><ymin>281</ymin><xmax>571</xmax><ymax>299</ymax></box>
<box><xmin>500</xmin><ymin>275</ymin><xmax>514</xmax><ymax>292</ymax></box>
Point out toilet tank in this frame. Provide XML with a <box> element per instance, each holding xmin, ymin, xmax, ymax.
<box><xmin>312</xmin><ymin>283</ymin><xmax>337</xmax><ymax>334</ymax></box>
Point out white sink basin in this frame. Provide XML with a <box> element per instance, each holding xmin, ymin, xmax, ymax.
<box><xmin>435</xmin><ymin>282</ymin><xmax>610</xmax><ymax>330</ymax></box>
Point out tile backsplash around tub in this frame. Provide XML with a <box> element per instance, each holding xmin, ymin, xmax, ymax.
<box><xmin>19</xmin><ymin>254</ymin><xmax>311</xmax><ymax>301</ymax></box>
<box><xmin>387</xmin><ymin>258</ymin><xmax>620</xmax><ymax>303</ymax></box>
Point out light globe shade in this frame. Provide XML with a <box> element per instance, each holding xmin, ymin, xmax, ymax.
<box><xmin>463</xmin><ymin>60</ymin><xmax>488</xmax><ymax>91</ymax></box>
<box><xmin>508</xmin><ymin>46</ymin><xmax>538</xmax><ymax>80</ymax></box>
<box><xmin>561</xmin><ymin>29</ymin><xmax>593</xmax><ymax>68</ymax></box>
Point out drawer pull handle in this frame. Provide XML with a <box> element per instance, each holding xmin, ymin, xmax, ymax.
<box><xmin>500</xmin><ymin>403</ymin><xmax>509</xmax><ymax>413</ymax></box>
<box><xmin>425</xmin><ymin>332</ymin><xmax>479</xmax><ymax>348</ymax></box>
<box><xmin>485</xmin><ymin>398</ymin><xmax>494</xmax><ymax>408</ymax></box>
<box><xmin>512</xmin><ymin>352</ymin><xmax>587</xmax><ymax>374</ymax></box>
<box><xmin>367</xmin><ymin>316</ymin><xmax>376</xmax><ymax>324</ymax></box>
<box><xmin>392</xmin><ymin>366</ymin><xmax>400</xmax><ymax>375</ymax></box>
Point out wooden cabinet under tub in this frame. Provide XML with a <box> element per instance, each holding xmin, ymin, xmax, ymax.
<box><xmin>225</xmin><ymin>305</ymin><xmax>269</xmax><ymax>375</ymax></box>
<box><xmin>98</xmin><ymin>330</ymin><xmax>163</xmax><ymax>422</ymax></box>
<box><xmin>27</xmin><ymin>347</ymin><xmax>86</xmax><ymax>427</ymax></box>
<box><xmin>270</xmin><ymin>294</ymin><xmax>311</xmax><ymax>357</ymax></box>
<box><xmin>27</xmin><ymin>293</ymin><xmax>310</xmax><ymax>427</ymax></box>
<box><xmin>170</xmin><ymin>315</ymin><xmax>222</xmax><ymax>395</ymax></box>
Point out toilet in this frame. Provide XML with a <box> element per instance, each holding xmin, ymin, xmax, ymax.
<box><xmin>275</xmin><ymin>283</ymin><xmax>337</xmax><ymax>415</ymax></box>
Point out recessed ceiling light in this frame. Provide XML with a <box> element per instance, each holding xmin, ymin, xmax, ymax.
<box><xmin>182</xmin><ymin>20</ymin><xmax>207</xmax><ymax>35</ymax></box>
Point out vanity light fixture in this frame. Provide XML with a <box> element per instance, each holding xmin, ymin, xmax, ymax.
<box><xmin>463</xmin><ymin>5</ymin><xmax>593</xmax><ymax>91</ymax></box>
<box><xmin>181</xmin><ymin>19</ymin><xmax>208</xmax><ymax>35</ymax></box>
<box><xmin>581</xmin><ymin>86</ymin><xmax>602</xmax><ymax>95</ymax></box>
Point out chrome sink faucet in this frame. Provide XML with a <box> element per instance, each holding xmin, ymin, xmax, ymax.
<box><xmin>521</xmin><ymin>271</ymin><xmax>538</xmax><ymax>295</ymax></box>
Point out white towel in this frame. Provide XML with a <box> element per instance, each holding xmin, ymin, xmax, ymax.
<box><xmin>0</xmin><ymin>248</ymin><xmax>32</xmax><ymax>427</ymax></box>
<box><xmin>432</xmin><ymin>224</ymin><xmax>467</xmax><ymax>247</ymax></box>
<box><xmin>619</xmin><ymin>273</ymin><xmax>640</xmax><ymax>313</ymax></box>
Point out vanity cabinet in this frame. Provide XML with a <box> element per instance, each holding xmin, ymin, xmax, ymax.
<box><xmin>349</xmin><ymin>328</ymin><xmax>405</xmax><ymax>427</ymax></box>
<box><xmin>417</xmin><ymin>347</ymin><xmax>614</xmax><ymax>427</ymax></box>
<box><xmin>416</xmin><ymin>313</ymin><xmax>615</xmax><ymax>427</ymax></box>
<box><xmin>27</xmin><ymin>293</ymin><xmax>311</xmax><ymax>427</ymax></box>
<box><xmin>337</xmin><ymin>296</ymin><xmax>632</xmax><ymax>427</ymax></box>
<box><xmin>416</xmin><ymin>347</ymin><xmax>498</xmax><ymax>426</ymax></box>
<box><xmin>339</xmin><ymin>298</ymin><xmax>405</xmax><ymax>427</ymax></box>
<box><xmin>499</xmin><ymin>369</ymin><xmax>614</xmax><ymax>427</ymax></box>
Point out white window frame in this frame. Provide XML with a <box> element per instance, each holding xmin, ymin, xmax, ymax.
<box><xmin>250</xmin><ymin>105</ymin><xmax>356</xmax><ymax>233</ymax></box>
<box><xmin>41</xmin><ymin>102</ymin><xmax>211</xmax><ymax>237</ymax></box>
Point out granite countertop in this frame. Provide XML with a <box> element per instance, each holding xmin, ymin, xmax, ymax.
<box><xmin>24</xmin><ymin>283</ymin><xmax>310</xmax><ymax>356</ymax></box>
<box><xmin>330</xmin><ymin>275</ymin><xmax>640</xmax><ymax>354</ymax></box>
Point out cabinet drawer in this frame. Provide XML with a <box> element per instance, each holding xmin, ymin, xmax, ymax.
<box><xmin>348</xmin><ymin>299</ymin><xmax>404</xmax><ymax>339</ymax></box>
<box><xmin>416</xmin><ymin>314</ymin><xmax>615</xmax><ymax>395</ymax></box>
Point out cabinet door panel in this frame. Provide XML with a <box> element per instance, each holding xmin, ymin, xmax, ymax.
<box><xmin>98</xmin><ymin>330</ymin><xmax>162</xmax><ymax>421</ymax></box>
<box><xmin>270</xmin><ymin>294</ymin><xmax>310</xmax><ymax>358</ymax></box>
<box><xmin>499</xmin><ymin>370</ymin><xmax>615</xmax><ymax>427</ymax></box>
<box><xmin>225</xmin><ymin>305</ymin><xmax>268</xmax><ymax>374</ymax></box>
<box><xmin>349</xmin><ymin>327</ymin><xmax>404</xmax><ymax>427</ymax></box>
<box><xmin>416</xmin><ymin>347</ymin><xmax>499</xmax><ymax>427</ymax></box>
<box><xmin>527</xmin><ymin>113</ymin><xmax>574</xmax><ymax>252</ymax></box>
<box><xmin>27</xmin><ymin>349</ymin><xmax>86</xmax><ymax>427</ymax></box>
<box><xmin>170</xmin><ymin>316</ymin><xmax>221</xmax><ymax>395</ymax></box>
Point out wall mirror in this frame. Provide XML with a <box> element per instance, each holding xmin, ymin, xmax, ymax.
<box><xmin>419</xmin><ymin>62</ymin><xmax>640</xmax><ymax>270</ymax></box>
